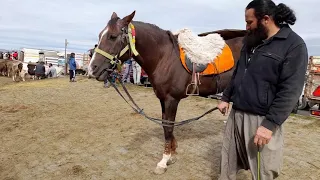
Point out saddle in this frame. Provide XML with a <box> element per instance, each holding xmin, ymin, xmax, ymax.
<box><xmin>179</xmin><ymin>44</ymin><xmax>234</xmax><ymax>75</ymax></box>
<box><xmin>185</xmin><ymin>54</ymin><xmax>208</xmax><ymax>73</ymax></box>
<box><xmin>175</xmin><ymin>28</ymin><xmax>235</xmax><ymax>95</ymax></box>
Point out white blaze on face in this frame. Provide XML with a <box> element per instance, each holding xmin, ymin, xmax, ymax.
<box><xmin>88</xmin><ymin>27</ymin><xmax>109</xmax><ymax>77</ymax></box>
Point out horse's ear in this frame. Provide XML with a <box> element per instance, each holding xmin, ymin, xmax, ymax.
<box><xmin>111</xmin><ymin>12</ymin><xmax>118</xmax><ymax>19</ymax></box>
<box><xmin>122</xmin><ymin>10</ymin><xmax>136</xmax><ymax>24</ymax></box>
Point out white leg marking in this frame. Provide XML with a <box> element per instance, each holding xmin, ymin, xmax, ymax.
<box><xmin>157</xmin><ymin>153</ymin><xmax>171</xmax><ymax>169</ymax></box>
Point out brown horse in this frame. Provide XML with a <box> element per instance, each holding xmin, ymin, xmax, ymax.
<box><xmin>88</xmin><ymin>11</ymin><xmax>246</xmax><ymax>174</ymax></box>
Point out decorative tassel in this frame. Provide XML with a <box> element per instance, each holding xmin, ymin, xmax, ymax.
<box><xmin>131</xmin><ymin>29</ymin><xmax>136</xmax><ymax>37</ymax></box>
<box><xmin>130</xmin><ymin>23</ymin><xmax>134</xmax><ymax>29</ymax></box>
<box><xmin>128</xmin><ymin>23</ymin><xmax>139</xmax><ymax>56</ymax></box>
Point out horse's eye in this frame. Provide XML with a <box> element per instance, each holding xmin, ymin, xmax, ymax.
<box><xmin>109</xmin><ymin>35</ymin><xmax>117</xmax><ymax>41</ymax></box>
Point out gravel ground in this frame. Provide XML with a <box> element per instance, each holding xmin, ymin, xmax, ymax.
<box><xmin>0</xmin><ymin>76</ymin><xmax>319</xmax><ymax>180</ymax></box>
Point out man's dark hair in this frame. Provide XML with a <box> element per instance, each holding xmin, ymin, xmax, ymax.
<box><xmin>94</xmin><ymin>44</ymin><xmax>98</xmax><ymax>48</ymax></box>
<box><xmin>246</xmin><ymin>0</ymin><xmax>296</xmax><ymax>27</ymax></box>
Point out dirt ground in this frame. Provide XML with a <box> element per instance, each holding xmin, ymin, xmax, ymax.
<box><xmin>0</xmin><ymin>75</ymin><xmax>319</xmax><ymax>180</ymax></box>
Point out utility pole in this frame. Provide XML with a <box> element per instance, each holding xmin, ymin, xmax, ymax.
<box><xmin>64</xmin><ymin>39</ymin><xmax>68</xmax><ymax>75</ymax></box>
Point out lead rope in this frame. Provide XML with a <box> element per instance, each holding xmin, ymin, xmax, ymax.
<box><xmin>257</xmin><ymin>145</ymin><xmax>261</xmax><ymax>180</ymax></box>
<box><xmin>106</xmin><ymin>73</ymin><xmax>219</xmax><ymax>127</ymax></box>
<box><xmin>257</xmin><ymin>114</ymin><xmax>261</xmax><ymax>180</ymax></box>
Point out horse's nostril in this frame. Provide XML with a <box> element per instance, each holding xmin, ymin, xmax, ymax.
<box><xmin>92</xmin><ymin>65</ymin><xmax>98</xmax><ymax>71</ymax></box>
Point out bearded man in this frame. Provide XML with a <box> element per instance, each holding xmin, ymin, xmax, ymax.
<box><xmin>217</xmin><ymin>0</ymin><xmax>308</xmax><ymax>179</ymax></box>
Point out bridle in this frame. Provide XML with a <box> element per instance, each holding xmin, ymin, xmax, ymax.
<box><xmin>94</xmin><ymin>23</ymin><xmax>139</xmax><ymax>70</ymax></box>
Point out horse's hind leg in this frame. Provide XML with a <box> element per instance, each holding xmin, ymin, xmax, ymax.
<box><xmin>154</xmin><ymin>97</ymin><xmax>179</xmax><ymax>174</ymax></box>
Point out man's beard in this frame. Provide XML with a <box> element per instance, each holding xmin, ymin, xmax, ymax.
<box><xmin>245</xmin><ymin>21</ymin><xmax>268</xmax><ymax>53</ymax></box>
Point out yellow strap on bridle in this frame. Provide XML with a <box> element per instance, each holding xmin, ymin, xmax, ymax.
<box><xmin>95</xmin><ymin>48</ymin><xmax>114</xmax><ymax>60</ymax></box>
<box><xmin>118</xmin><ymin>45</ymin><xmax>130</xmax><ymax>57</ymax></box>
<box><xmin>94</xmin><ymin>23</ymin><xmax>139</xmax><ymax>63</ymax></box>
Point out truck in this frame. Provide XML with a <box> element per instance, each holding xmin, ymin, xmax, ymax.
<box><xmin>299</xmin><ymin>56</ymin><xmax>320</xmax><ymax>116</ymax></box>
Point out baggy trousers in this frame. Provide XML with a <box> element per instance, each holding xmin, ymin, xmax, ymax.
<box><xmin>219</xmin><ymin>108</ymin><xmax>284</xmax><ymax>180</ymax></box>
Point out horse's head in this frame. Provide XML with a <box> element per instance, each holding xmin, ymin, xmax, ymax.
<box><xmin>88</xmin><ymin>11</ymin><xmax>136</xmax><ymax>81</ymax></box>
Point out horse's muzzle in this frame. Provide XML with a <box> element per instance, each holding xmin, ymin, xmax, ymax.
<box><xmin>87</xmin><ymin>66</ymin><xmax>95</xmax><ymax>78</ymax></box>
<box><xmin>95</xmin><ymin>69</ymin><xmax>109</xmax><ymax>81</ymax></box>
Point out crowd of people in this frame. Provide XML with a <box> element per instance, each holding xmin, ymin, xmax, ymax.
<box><xmin>32</xmin><ymin>61</ymin><xmax>58</xmax><ymax>79</ymax></box>
<box><xmin>1</xmin><ymin>46</ymin><xmax>145</xmax><ymax>85</ymax></box>
<box><xmin>0</xmin><ymin>51</ymin><xmax>19</xmax><ymax>60</ymax></box>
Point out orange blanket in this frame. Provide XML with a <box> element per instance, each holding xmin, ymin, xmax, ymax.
<box><xmin>179</xmin><ymin>44</ymin><xmax>234</xmax><ymax>75</ymax></box>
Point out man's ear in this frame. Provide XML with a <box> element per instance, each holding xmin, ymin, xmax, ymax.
<box><xmin>122</xmin><ymin>11</ymin><xmax>136</xmax><ymax>24</ymax></box>
<box><xmin>263</xmin><ymin>15</ymin><xmax>271</xmax><ymax>24</ymax></box>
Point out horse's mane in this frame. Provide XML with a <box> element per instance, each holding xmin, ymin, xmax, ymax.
<box><xmin>133</xmin><ymin>21</ymin><xmax>180</xmax><ymax>57</ymax></box>
<box><xmin>133</xmin><ymin>21</ymin><xmax>166</xmax><ymax>34</ymax></box>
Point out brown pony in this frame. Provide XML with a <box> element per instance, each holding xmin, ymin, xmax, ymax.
<box><xmin>88</xmin><ymin>11</ymin><xmax>246</xmax><ymax>174</ymax></box>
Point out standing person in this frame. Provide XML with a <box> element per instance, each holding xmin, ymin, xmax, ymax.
<box><xmin>89</xmin><ymin>44</ymin><xmax>97</xmax><ymax>60</ymax></box>
<box><xmin>69</xmin><ymin>53</ymin><xmax>77</xmax><ymax>82</ymax></box>
<box><xmin>12</xmin><ymin>51</ymin><xmax>18</xmax><ymax>60</ymax></box>
<box><xmin>7</xmin><ymin>52</ymin><xmax>11</xmax><ymax>60</ymax></box>
<box><xmin>132</xmin><ymin>59</ymin><xmax>142</xmax><ymax>85</ymax></box>
<box><xmin>121</xmin><ymin>58</ymin><xmax>132</xmax><ymax>83</ymax></box>
<box><xmin>88</xmin><ymin>44</ymin><xmax>97</xmax><ymax>79</ymax></box>
<box><xmin>217</xmin><ymin>0</ymin><xmax>308</xmax><ymax>180</ymax></box>
<box><xmin>103</xmin><ymin>72</ymin><xmax>111</xmax><ymax>88</ymax></box>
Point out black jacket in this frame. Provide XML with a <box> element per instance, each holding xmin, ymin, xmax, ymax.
<box><xmin>35</xmin><ymin>63</ymin><xmax>45</xmax><ymax>75</ymax></box>
<box><xmin>221</xmin><ymin>25</ymin><xmax>308</xmax><ymax>131</ymax></box>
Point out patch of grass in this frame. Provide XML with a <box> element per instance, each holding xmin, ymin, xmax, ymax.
<box><xmin>1</xmin><ymin>78</ymin><xmax>68</xmax><ymax>90</ymax></box>
<box><xmin>302</xmin><ymin>118</ymin><xmax>320</xmax><ymax>129</ymax></box>
<box><xmin>290</xmin><ymin>113</ymin><xmax>319</xmax><ymax>121</ymax></box>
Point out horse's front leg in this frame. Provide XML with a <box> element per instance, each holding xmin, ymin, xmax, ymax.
<box><xmin>22</xmin><ymin>74</ymin><xmax>26</xmax><ymax>81</ymax></box>
<box><xmin>154</xmin><ymin>97</ymin><xmax>179</xmax><ymax>174</ymax></box>
<box><xmin>12</xmin><ymin>73</ymin><xmax>16</xmax><ymax>81</ymax></box>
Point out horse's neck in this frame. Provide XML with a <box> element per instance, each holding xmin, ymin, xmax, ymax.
<box><xmin>133</xmin><ymin>22</ymin><xmax>176</xmax><ymax>74</ymax></box>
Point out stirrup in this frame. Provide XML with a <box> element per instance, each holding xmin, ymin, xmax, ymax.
<box><xmin>186</xmin><ymin>83</ymin><xmax>199</xmax><ymax>96</ymax></box>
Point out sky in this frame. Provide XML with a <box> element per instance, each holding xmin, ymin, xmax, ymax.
<box><xmin>1</xmin><ymin>0</ymin><xmax>319</xmax><ymax>55</ymax></box>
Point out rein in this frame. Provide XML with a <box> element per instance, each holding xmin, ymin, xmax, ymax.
<box><xmin>107</xmin><ymin>73</ymin><xmax>218</xmax><ymax>127</ymax></box>
<box><xmin>94</xmin><ymin>22</ymin><xmax>219</xmax><ymax>127</ymax></box>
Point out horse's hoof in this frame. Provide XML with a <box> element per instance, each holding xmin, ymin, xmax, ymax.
<box><xmin>167</xmin><ymin>156</ymin><xmax>177</xmax><ymax>165</ymax></box>
<box><xmin>154</xmin><ymin>166</ymin><xmax>166</xmax><ymax>175</ymax></box>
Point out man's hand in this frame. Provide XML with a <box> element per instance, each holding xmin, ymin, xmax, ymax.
<box><xmin>254</xmin><ymin>126</ymin><xmax>273</xmax><ymax>147</ymax></box>
<box><xmin>217</xmin><ymin>101</ymin><xmax>229</xmax><ymax>115</ymax></box>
